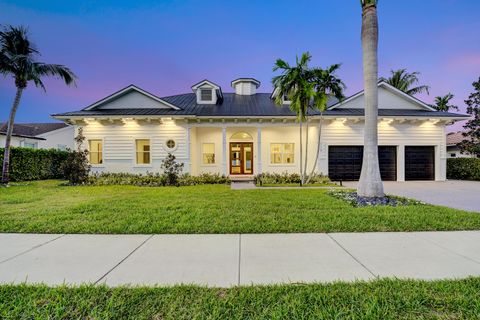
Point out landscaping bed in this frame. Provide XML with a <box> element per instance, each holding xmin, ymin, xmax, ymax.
<box><xmin>1</xmin><ymin>278</ymin><xmax>479</xmax><ymax>319</ymax></box>
<box><xmin>1</xmin><ymin>180</ymin><xmax>480</xmax><ymax>234</ymax></box>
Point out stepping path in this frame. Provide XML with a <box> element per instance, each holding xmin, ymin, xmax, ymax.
<box><xmin>1</xmin><ymin>232</ymin><xmax>480</xmax><ymax>287</ymax></box>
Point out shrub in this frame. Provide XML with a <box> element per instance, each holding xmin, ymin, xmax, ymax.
<box><xmin>254</xmin><ymin>172</ymin><xmax>331</xmax><ymax>186</ymax></box>
<box><xmin>87</xmin><ymin>172</ymin><xmax>230</xmax><ymax>187</ymax></box>
<box><xmin>161</xmin><ymin>153</ymin><xmax>184</xmax><ymax>186</ymax></box>
<box><xmin>61</xmin><ymin>127</ymin><xmax>91</xmax><ymax>185</ymax></box>
<box><xmin>447</xmin><ymin>158</ymin><xmax>480</xmax><ymax>181</ymax></box>
<box><xmin>178</xmin><ymin>173</ymin><xmax>230</xmax><ymax>186</ymax></box>
<box><xmin>0</xmin><ymin>147</ymin><xmax>67</xmax><ymax>181</ymax></box>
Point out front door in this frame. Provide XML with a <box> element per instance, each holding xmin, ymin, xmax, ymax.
<box><xmin>230</xmin><ymin>142</ymin><xmax>253</xmax><ymax>175</ymax></box>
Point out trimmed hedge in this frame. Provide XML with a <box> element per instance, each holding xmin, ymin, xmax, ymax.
<box><xmin>0</xmin><ymin>147</ymin><xmax>68</xmax><ymax>181</ymax></box>
<box><xmin>87</xmin><ymin>172</ymin><xmax>231</xmax><ymax>187</ymax></box>
<box><xmin>447</xmin><ymin>158</ymin><xmax>480</xmax><ymax>181</ymax></box>
<box><xmin>254</xmin><ymin>172</ymin><xmax>331</xmax><ymax>186</ymax></box>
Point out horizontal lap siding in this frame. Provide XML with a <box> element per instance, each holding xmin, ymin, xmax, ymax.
<box><xmin>79</xmin><ymin>123</ymin><xmax>188</xmax><ymax>162</ymax></box>
<box><xmin>322</xmin><ymin>121</ymin><xmax>444</xmax><ymax>145</ymax></box>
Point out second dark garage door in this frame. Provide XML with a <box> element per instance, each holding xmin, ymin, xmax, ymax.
<box><xmin>405</xmin><ymin>146</ymin><xmax>435</xmax><ymax>180</ymax></box>
<box><xmin>328</xmin><ymin>146</ymin><xmax>397</xmax><ymax>181</ymax></box>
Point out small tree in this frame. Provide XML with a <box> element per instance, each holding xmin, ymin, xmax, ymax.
<box><xmin>161</xmin><ymin>153</ymin><xmax>184</xmax><ymax>186</ymax></box>
<box><xmin>459</xmin><ymin>77</ymin><xmax>480</xmax><ymax>157</ymax></box>
<box><xmin>62</xmin><ymin>127</ymin><xmax>90</xmax><ymax>185</ymax></box>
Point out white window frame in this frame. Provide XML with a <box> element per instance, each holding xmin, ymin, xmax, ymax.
<box><xmin>270</xmin><ymin>143</ymin><xmax>295</xmax><ymax>165</ymax></box>
<box><xmin>200</xmin><ymin>89</ymin><xmax>213</xmax><ymax>102</ymax></box>
<box><xmin>134</xmin><ymin>138</ymin><xmax>152</xmax><ymax>166</ymax></box>
<box><xmin>202</xmin><ymin>143</ymin><xmax>216</xmax><ymax>165</ymax></box>
<box><xmin>163</xmin><ymin>138</ymin><xmax>178</xmax><ymax>152</ymax></box>
<box><xmin>88</xmin><ymin>138</ymin><xmax>104</xmax><ymax>166</ymax></box>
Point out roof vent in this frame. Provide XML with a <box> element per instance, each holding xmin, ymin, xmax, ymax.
<box><xmin>231</xmin><ymin>78</ymin><xmax>261</xmax><ymax>96</ymax></box>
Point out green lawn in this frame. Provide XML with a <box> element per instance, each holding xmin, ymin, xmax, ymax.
<box><xmin>1</xmin><ymin>180</ymin><xmax>480</xmax><ymax>234</ymax></box>
<box><xmin>1</xmin><ymin>278</ymin><xmax>480</xmax><ymax>319</ymax></box>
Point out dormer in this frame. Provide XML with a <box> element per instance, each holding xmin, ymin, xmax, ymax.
<box><xmin>270</xmin><ymin>87</ymin><xmax>291</xmax><ymax>104</ymax></box>
<box><xmin>231</xmin><ymin>78</ymin><xmax>261</xmax><ymax>95</ymax></box>
<box><xmin>191</xmin><ymin>79</ymin><xmax>223</xmax><ymax>105</ymax></box>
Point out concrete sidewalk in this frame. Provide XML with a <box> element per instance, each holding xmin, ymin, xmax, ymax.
<box><xmin>1</xmin><ymin>232</ymin><xmax>480</xmax><ymax>287</ymax></box>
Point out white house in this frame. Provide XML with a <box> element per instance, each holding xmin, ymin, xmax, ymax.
<box><xmin>0</xmin><ymin>122</ymin><xmax>74</xmax><ymax>150</ymax></box>
<box><xmin>53</xmin><ymin>79</ymin><xmax>468</xmax><ymax>181</ymax></box>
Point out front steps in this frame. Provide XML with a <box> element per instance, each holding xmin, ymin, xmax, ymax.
<box><xmin>230</xmin><ymin>175</ymin><xmax>256</xmax><ymax>189</ymax></box>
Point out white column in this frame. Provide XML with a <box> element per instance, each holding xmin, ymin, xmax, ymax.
<box><xmin>397</xmin><ymin>145</ymin><xmax>405</xmax><ymax>181</ymax></box>
<box><xmin>186</xmin><ymin>126</ymin><xmax>191</xmax><ymax>173</ymax></box>
<box><xmin>222</xmin><ymin>127</ymin><xmax>227</xmax><ymax>175</ymax></box>
<box><xmin>257</xmin><ymin>127</ymin><xmax>262</xmax><ymax>174</ymax></box>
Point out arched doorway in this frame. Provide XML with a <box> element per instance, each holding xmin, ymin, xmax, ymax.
<box><xmin>230</xmin><ymin>132</ymin><xmax>253</xmax><ymax>175</ymax></box>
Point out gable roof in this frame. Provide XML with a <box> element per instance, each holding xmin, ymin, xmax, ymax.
<box><xmin>0</xmin><ymin>122</ymin><xmax>67</xmax><ymax>139</ymax></box>
<box><xmin>83</xmin><ymin>84</ymin><xmax>180</xmax><ymax>111</ymax></box>
<box><xmin>328</xmin><ymin>81</ymin><xmax>436</xmax><ymax>111</ymax></box>
<box><xmin>53</xmin><ymin>82</ymin><xmax>469</xmax><ymax>120</ymax></box>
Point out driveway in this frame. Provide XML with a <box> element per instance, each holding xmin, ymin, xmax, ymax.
<box><xmin>344</xmin><ymin>180</ymin><xmax>480</xmax><ymax>212</ymax></box>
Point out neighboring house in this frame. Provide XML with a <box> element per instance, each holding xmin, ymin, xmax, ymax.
<box><xmin>446</xmin><ymin>131</ymin><xmax>477</xmax><ymax>158</ymax></box>
<box><xmin>53</xmin><ymin>79</ymin><xmax>468</xmax><ymax>181</ymax></box>
<box><xmin>0</xmin><ymin>122</ymin><xmax>74</xmax><ymax>150</ymax></box>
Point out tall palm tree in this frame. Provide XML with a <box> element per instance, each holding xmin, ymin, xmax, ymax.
<box><xmin>431</xmin><ymin>93</ymin><xmax>459</xmax><ymax>111</ymax></box>
<box><xmin>305</xmin><ymin>64</ymin><xmax>345</xmax><ymax>183</ymax></box>
<box><xmin>272</xmin><ymin>52</ymin><xmax>313</xmax><ymax>185</ymax></box>
<box><xmin>357</xmin><ymin>0</ymin><xmax>384</xmax><ymax>197</ymax></box>
<box><xmin>384</xmin><ymin>69</ymin><xmax>430</xmax><ymax>96</ymax></box>
<box><xmin>0</xmin><ymin>25</ymin><xmax>77</xmax><ymax>184</ymax></box>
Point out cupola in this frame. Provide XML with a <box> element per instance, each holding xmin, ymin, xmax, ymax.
<box><xmin>231</xmin><ymin>78</ymin><xmax>261</xmax><ymax>96</ymax></box>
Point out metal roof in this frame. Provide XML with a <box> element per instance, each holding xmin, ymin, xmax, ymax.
<box><xmin>53</xmin><ymin>92</ymin><xmax>468</xmax><ymax>119</ymax></box>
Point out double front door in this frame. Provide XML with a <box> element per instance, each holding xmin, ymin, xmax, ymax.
<box><xmin>230</xmin><ymin>142</ymin><xmax>253</xmax><ymax>175</ymax></box>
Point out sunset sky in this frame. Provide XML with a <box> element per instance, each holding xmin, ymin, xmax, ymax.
<box><xmin>1</xmin><ymin>0</ymin><xmax>479</xmax><ymax>131</ymax></box>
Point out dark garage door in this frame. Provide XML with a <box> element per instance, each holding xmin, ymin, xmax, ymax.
<box><xmin>328</xmin><ymin>146</ymin><xmax>397</xmax><ymax>181</ymax></box>
<box><xmin>405</xmin><ymin>146</ymin><xmax>435</xmax><ymax>180</ymax></box>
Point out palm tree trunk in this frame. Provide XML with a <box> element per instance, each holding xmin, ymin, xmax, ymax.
<box><xmin>306</xmin><ymin>113</ymin><xmax>323</xmax><ymax>184</ymax></box>
<box><xmin>304</xmin><ymin>118</ymin><xmax>309</xmax><ymax>182</ymax></box>
<box><xmin>299</xmin><ymin>109</ymin><xmax>304</xmax><ymax>186</ymax></box>
<box><xmin>357</xmin><ymin>3</ymin><xmax>384</xmax><ymax>197</ymax></box>
<box><xmin>2</xmin><ymin>87</ymin><xmax>24</xmax><ymax>185</ymax></box>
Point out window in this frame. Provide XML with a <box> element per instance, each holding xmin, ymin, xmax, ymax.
<box><xmin>165</xmin><ymin>139</ymin><xmax>176</xmax><ymax>149</ymax></box>
<box><xmin>89</xmin><ymin>140</ymin><xmax>103</xmax><ymax>164</ymax></box>
<box><xmin>200</xmin><ymin>89</ymin><xmax>212</xmax><ymax>101</ymax></box>
<box><xmin>136</xmin><ymin>139</ymin><xmax>150</xmax><ymax>164</ymax></box>
<box><xmin>202</xmin><ymin>143</ymin><xmax>215</xmax><ymax>164</ymax></box>
<box><xmin>24</xmin><ymin>142</ymin><xmax>37</xmax><ymax>149</ymax></box>
<box><xmin>57</xmin><ymin>144</ymin><xmax>67</xmax><ymax>151</ymax></box>
<box><xmin>270</xmin><ymin>143</ymin><xmax>295</xmax><ymax>164</ymax></box>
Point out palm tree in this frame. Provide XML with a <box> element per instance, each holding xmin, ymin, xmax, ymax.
<box><xmin>383</xmin><ymin>69</ymin><xmax>430</xmax><ymax>96</ymax></box>
<box><xmin>272</xmin><ymin>52</ymin><xmax>313</xmax><ymax>186</ymax></box>
<box><xmin>305</xmin><ymin>64</ymin><xmax>345</xmax><ymax>183</ymax></box>
<box><xmin>357</xmin><ymin>0</ymin><xmax>384</xmax><ymax>197</ymax></box>
<box><xmin>431</xmin><ymin>93</ymin><xmax>459</xmax><ymax>111</ymax></box>
<box><xmin>0</xmin><ymin>25</ymin><xmax>77</xmax><ymax>184</ymax></box>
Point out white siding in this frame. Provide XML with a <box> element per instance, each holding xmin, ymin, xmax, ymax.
<box><xmin>78</xmin><ymin>120</ymin><xmax>187</xmax><ymax>174</ymax></box>
<box><xmin>37</xmin><ymin>126</ymin><xmax>74</xmax><ymax>150</ymax></box>
<box><xmin>96</xmin><ymin>91</ymin><xmax>173</xmax><ymax>109</ymax></box>
<box><xmin>317</xmin><ymin>119</ymin><xmax>446</xmax><ymax>181</ymax></box>
<box><xmin>336</xmin><ymin>86</ymin><xmax>428</xmax><ymax>110</ymax></box>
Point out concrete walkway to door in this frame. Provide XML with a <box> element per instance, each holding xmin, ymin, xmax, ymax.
<box><xmin>1</xmin><ymin>231</ymin><xmax>480</xmax><ymax>287</ymax></box>
<box><xmin>344</xmin><ymin>180</ymin><xmax>480</xmax><ymax>212</ymax></box>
